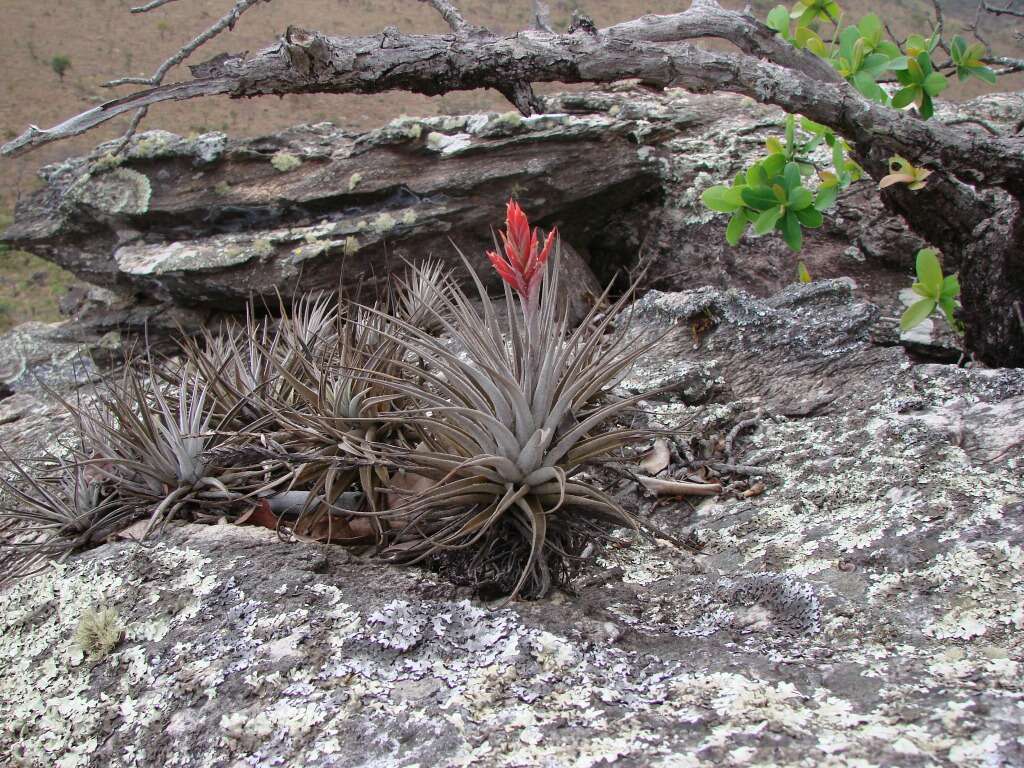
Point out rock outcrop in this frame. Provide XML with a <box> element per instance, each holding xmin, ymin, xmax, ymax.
<box><xmin>1</xmin><ymin>280</ymin><xmax>1021</xmax><ymax>767</ymax></box>
<box><xmin>1</xmin><ymin>92</ymin><xmax>675</xmax><ymax>312</ymax></box>
<box><xmin>8</xmin><ymin>87</ymin><xmax>1014</xmax><ymax>357</ymax></box>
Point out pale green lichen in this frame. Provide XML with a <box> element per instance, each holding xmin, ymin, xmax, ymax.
<box><xmin>401</xmin><ymin>210</ymin><xmax>417</xmax><ymax>226</ymax></box>
<box><xmin>67</xmin><ymin>168</ymin><xmax>152</xmax><ymax>216</ymax></box>
<box><xmin>348</xmin><ymin>172</ymin><xmax>362</xmax><ymax>192</ymax></box>
<box><xmin>343</xmin><ymin>236</ymin><xmax>360</xmax><ymax>256</ymax></box>
<box><xmin>73</xmin><ymin>605</ymin><xmax>123</xmax><ymax>660</ymax></box>
<box><xmin>132</xmin><ymin>131</ymin><xmax>175</xmax><ymax>159</ymax></box>
<box><xmin>89</xmin><ymin>152</ymin><xmax>124</xmax><ymax>174</ymax></box>
<box><xmin>493</xmin><ymin>111</ymin><xmax>523</xmax><ymax>128</ymax></box>
<box><xmin>250</xmin><ymin>239</ymin><xmax>275</xmax><ymax>259</ymax></box>
<box><xmin>214</xmin><ymin>181</ymin><xmax>233</xmax><ymax>196</ymax></box>
<box><xmin>270</xmin><ymin>151</ymin><xmax>303</xmax><ymax>173</ymax></box>
<box><xmin>371</xmin><ymin>212</ymin><xmax>396</xmax><ymax>234</ymax></box>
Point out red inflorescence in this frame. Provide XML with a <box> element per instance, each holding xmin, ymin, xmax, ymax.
<box><xmin>486</xmin><ymin>199</ymin><xmax>557</xmax><ymax>302</ymax></box>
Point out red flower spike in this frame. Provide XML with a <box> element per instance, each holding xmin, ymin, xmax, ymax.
<box><xmin>486</xmin><ymin>199</ymin><xmax>558</xmax><ymax>303</ymax></box>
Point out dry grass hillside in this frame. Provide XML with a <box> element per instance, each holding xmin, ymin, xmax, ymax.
<box><xmin>0</xmin><ymin>0</ymin><xmax>1019</xmax><ymax>330</ymax></box>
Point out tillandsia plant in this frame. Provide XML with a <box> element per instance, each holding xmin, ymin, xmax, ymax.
<box><xmin>1</xmin><ymin>204</ymin><xmax>662</xmax><ymax>599</ymax></box>
<box><xmin>357</xmin><ymin>200</ymin><xmax>658</xmax><ymax>601</ymax></box>
<box><xmin>0</xmin><ymin>451</ymin><xmax>130</xmax><ymax>582</ymax></box>
<box><xmin>68</xmin><ymin>356</ymin><xmax>290</xmax><ymax>535</ymax></box>
<box><xmin>260</xmin><ymin>302</ymin><xmax>412</xmax><ymax>542</ymax></box>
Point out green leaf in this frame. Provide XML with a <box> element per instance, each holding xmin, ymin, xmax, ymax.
<box><xmin>892</xmin><ymin>86</ymin><xmax>918</xmax><ymax>109</ymax></box>
<box><xmin>726</xmin><ymin>210</ymin><xmax>748</xmax><ymax>246</ymax></box>
<box><xmin>805</xmin><ymin>34</ymin><xmax>829</xmax><ymax>58</ymax></box>
<box><xmin>795</xmin><ymin>207</ymin><xmax>824</xmax><ymax>227</ymax></box>
<box><xmin>905</xmin><ymin>34</ymin><xmax>928</xmax><ymax>56</ymax></box>
<box><xmin>886</xmin><ymin>55</ymin><xmax>909</xmax><ymax>71</ymax></box>
<box><xmin>971</xmin><ymin>66</ymin><xmax>997</xmax><ymax>85</ymax></box>
<box><xmin>940</xmin><ymin>273</ymin><xmax>961</xmax><ymax>300</ymax></box>
<box><xmin>915</xmin><ymin>248</ymin><xmax>943</xmax><ymax>293</ymax></box>
<box><xmin>797</xmin><ymin>260</ymin><xmax>812</xmax><ymax>283</ymax></box>
<box><xmin>965</xmin><ymin>42</ymin><xmax>988</xmax><ymax>64</ymax></box>
<box><xmin>783</xmin><ymin>162</ymin><xmax>802</xmax><ymax>192</ymax></box>
<box><xmin>923</xmin><ymin>71</ymin><xmax>948</xmax><ymax>96</ymax></box>
<box><xmin>766</xmin><ymin>136</ymin><xmax>785</xmax><ymax>155</ymax></box>
<box><xmin>858</xmin><ymin>14</ymin><xmax>882</xmax><ymax>46</ymax></box>
<box><xmin>762</xmin><ymin>153</ymin><xmax>787</xmax><ymax>178</ymax></box>
<box><xmin>788</xmin><ymin>186</ymin><xmax>814</xmax><ymax>210</ymax></box>
<box><xmin>950</xmin><ymin>35</ymin><xmax>967</xmax><ymax>62</ymax></box>
<box><xmin>741</xmin><ymin>186</ymin><xmax>780</xmax><ymax>211</ymax></box>
<box><xmin>900</xmin><ymin>298</ymin><xmax>937</xmax><ymax>331</ymax></box>
<box><xmin>938</xmin><ymin>296</ymin><xmax>964</xmax><ymax>333</ymax></box>
<box><xmin>861</xmin><ymin>52</ymin><xmax>891</xmax><ymax>77</ymax></box>
<box><xmin>876</xmin><ymin>41</ymin><xmax>901</xmax><ymax>59</ymax></box>
<box><xmin>702</xmin><ymin>185</ymin><xmax>743</xmax><ymax>213</ymax></box>
<box><xmin>766</xmin><ymin>5</ymin><xmax>790</xmax><ymax>34</ymax></box>
<box><xmin>919</xmin><ymin>92</ymin><xmax>935</xmax><ymax>120</ymax></box>
<box><xmin>911</xmin><ymin>282</ymin><xmax>932</xmax><ymax>298</ymax></box>
<box><xmin>814</xmin><ymin>185</ymin><xmax>838</xmax><ymax>211</ymax></box>
<box><xmin>753</xmin><ymin>206</ymin><xmax>783</xmax><ymax>235</ymax></box>
<box><xmin>906</xmin><ymin>57</ymin><xmax>924</xmax><ymax>83</ymax></box>
<box><xmin>852</xmin><ymin>70</ymin><xmax>886</xmax><ymax>102</ymax></box>
<box><xmin>747</xmin><ymin>163</ymin><xmax>769</xmax><ymax>187</ymax></box>
<box><xmin>839</xmin><ymin>26</ymin><xmax>860</xmax><ymax>62</ymax></box>
<box><xmin>916</xmin><ymin>50</ymin><xmax>934</xmax><ymax>76</ymax></box>
<box><xmin>781</xmin><ymin>210</ymin><xmax>803</xmax><ymax>252</ymax></box>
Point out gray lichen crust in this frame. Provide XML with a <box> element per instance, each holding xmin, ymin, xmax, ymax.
<box><xmin>1</xmin><ymin>282</ymin><xmax>1021</xmax><ymax>767</ymax></box>
<box><xmin>66</xmin><ymin>168</ymin><xmax>152</xmax><ymax>216</ymax></box>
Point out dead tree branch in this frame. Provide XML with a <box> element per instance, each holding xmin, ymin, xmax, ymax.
<box><xmin>417</xmin><ymin>0</ymin><xmax>471</xmax><ymax>34</ymax></box>
<box><xmin>979</xmin><ymin>1</ymin><xmax>1024</xmax><ymax>18</ymax></box>
<box><xmin>131</xmin><ymin>0</ymin><xmax>181</xmax><ymax>12</ymax></box>
<box><xmin>4</xmin><ymin>1</ymin><xmax>1022</xmax><ymax>202</ymax></box>
<box><xmin>533</xmin><ymin>0</ymin><xmax>554</xmax><ymax>32</ymax></box>
<box><xmin>99</xmin><ymin>0</ymin><xmax>270</xmax><ymax>152</ymax></box>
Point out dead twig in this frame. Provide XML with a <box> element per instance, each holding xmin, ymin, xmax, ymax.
<box><xmin>637</xmin><ymin>475</ymin><xmax>722</xmax><ymax>497</ymax></box>
<box><xmin>533</xmin><ymin>0</ymin><xmax>554</xmax><ymax>32</ymax></box>
<box><xmin>418</xmin><ymin>0</ymin><xmax>471</xmax><ymax>34</ymax></box>
<box><xmin>104</xmin><ymin>0</ymin><xmax>270</xmax><ymax>151</ymax></box>
<box><xmin>725</xmin><ymin>410</ymin><xmax>764</xmax><ymax>463</ymax></box>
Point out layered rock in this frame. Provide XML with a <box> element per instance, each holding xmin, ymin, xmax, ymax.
<box><xmin>2</xmin><ymin>93</ymin><xmax>678</xmax><ymax>312</ymax></box>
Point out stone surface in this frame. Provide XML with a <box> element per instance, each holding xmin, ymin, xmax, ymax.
<box><xmin>1</xmin><ymin>281</ymin><xmax>1021</xmax><ymax>767</ymax></box>
<box><xmin>1</xmin><ymin>95</ymin><xmax>676</xmax><ymax>315</ymax></box>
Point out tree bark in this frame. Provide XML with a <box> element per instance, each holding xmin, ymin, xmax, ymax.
<box><xmin>2</xmin><ymin>0</ymin><xmax>1022</xmax><ymax>364</ymax></box>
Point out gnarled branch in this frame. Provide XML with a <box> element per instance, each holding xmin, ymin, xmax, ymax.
<box><xmin>4</xmin><ymin>2</ymin><xmax>1022</xmax><ymax>203</ymax></box>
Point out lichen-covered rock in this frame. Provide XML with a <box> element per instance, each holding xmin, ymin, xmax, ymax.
<box><xmin>2</xmin><ymin>281</ymin><xmax>1020</xmax><ymax>767</ymax></box>
<box><xmin>1</xmin><ymin>97</ymin><xmax>671</xmax><ymax>313</ymax></box>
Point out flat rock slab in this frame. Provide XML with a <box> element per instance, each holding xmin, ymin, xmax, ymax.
<box><xmin>1</xmin><ymin>281</ymin><xmax>1021</xmax><ymax>767</ymax></box>
<box><xmin>2</xmin><ymin>94</ymin><xmax>683</xmax><ymax>312</ymax></box>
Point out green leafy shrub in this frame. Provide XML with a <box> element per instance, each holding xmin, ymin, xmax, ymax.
<box><xmin>50</xmin><ymin>55</ymin><xmax>71</xmax><ymax>81</ymax></box>
<box><xmin>901</xmin><ymin>248</ymin><xmax>963</xmax><ymax>334</ymax></box>
<box><xmin>706</xmin><ymin>1</ymin><xmax>1000</xmax><ymax>334</ymax></box>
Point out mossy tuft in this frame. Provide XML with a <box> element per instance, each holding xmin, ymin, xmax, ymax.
<box><xmin>74</xmin><ymin>605</ymin><xmax>123</xmax><ymax>659</ymax></box>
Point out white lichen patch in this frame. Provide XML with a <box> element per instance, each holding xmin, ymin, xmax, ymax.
<box><xmin>67</xmin><ymin>168</ymin><xmax>152</xmax><ymax>215</ymax></box>
<box><xmin>425</xmin><ymin>131</ymin><xmax>474</xmax><ymax>157</ymax></box>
